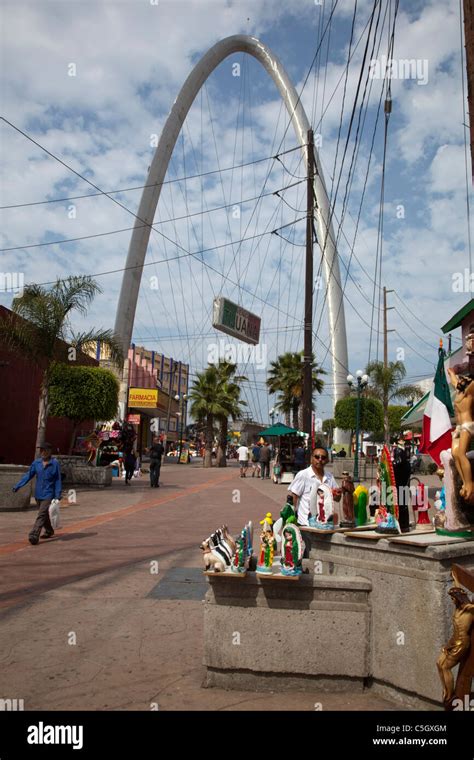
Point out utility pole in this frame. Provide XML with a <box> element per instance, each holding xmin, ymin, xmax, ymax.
<box><xmin>383</xmin><ymin>286</ymin><xmax>395</xmax><ymax>444</ymax></box>
<box><xmin>383</xmin><ymin>286</ymin><xmax>395</xmax><ymax>369</ymax></box>
<box><xmin>302</xmin><ymin>129</ymin><xmax>315</xmax><ymax>442</ymax></box>
<box><xmin>463</xmin><ymin>0</ymin><xmax>474</xmax><ymax>180</ymax></box>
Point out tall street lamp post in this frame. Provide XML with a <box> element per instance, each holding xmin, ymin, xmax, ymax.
<box><xmin>177</xmin><ymin>393</ymin><xmax>188</xmax><ymax>462</ymax></box>
<box><xmin>269</xmin><ymin>407</ymin><xmax>276</xmax><ymax>425</ymax></box>
<box><xmin>347</xmin><ymin>370</ymin><xmax>369</xmax><ymax>482</ymax></box>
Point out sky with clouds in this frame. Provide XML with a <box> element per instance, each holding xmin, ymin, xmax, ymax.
<box><xmin>1</xmin><ymin>0</ymin><xmax>473</xmax><ymax>425</ymax></box>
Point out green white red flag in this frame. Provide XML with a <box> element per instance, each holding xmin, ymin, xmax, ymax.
<box><xmin>419</xmin><ymin>349</ymin><xmax>454</xmax><ymax>466</ymax></box>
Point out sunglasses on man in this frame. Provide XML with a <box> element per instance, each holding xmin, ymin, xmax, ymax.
<box><xmin>312</xmin><ymin>454</ymin><xmax>327</xmax><ymax>461</ymax></box>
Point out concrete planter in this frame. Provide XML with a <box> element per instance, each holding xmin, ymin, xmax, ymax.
<box><xmin>0</xmin><ymin>465</ymin><xmax>33</xmax><ymax>511</ymax></box>
<box><xmin>56</xmin><ymin>456</ymin><xmax>112</xmax><ymax>488</ymax></box>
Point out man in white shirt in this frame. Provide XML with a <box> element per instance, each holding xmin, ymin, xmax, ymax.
<box><xmin>237</xmin><ymin>443</ymin><xmax>250</xmax><ymax>478</ymax></box>
<box><xmin>289</xmin><ymin>446</ymin><xmax>341</xmax><ymax>527</ymax></box>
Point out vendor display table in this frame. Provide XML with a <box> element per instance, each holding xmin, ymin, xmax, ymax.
<box><xmin>203</xmin><ymin>530</ymin><xmax>474</xmax><ymax>708</ymax></box>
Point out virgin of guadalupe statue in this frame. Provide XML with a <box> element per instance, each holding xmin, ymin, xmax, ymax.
<box><xmin>308</xmin><ymin>482</ymin><xmax>335</xmax><ymax>529</ymax></box>
<box><xmin>280</xmin><ymin>522</ymin><xmax>305</xmax><ymax>576</ymax></box>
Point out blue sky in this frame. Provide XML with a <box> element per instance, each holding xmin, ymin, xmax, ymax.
<box><xmin>1</xmin><ymin>0</ymin><xmax>473</xmax><ymax>424</ymax></box>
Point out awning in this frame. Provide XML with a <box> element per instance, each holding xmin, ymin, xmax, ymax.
<box><xmin>400</xmin><ymin>392</ymin><xmax>430</xmax><ymax>427</ymax></box>
<box><xmin>258</xmin><ymin>423</ymin><xmax>298</xmax><ymax>437</ymax></box>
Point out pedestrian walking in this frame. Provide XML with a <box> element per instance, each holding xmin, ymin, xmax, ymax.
<box><xmin>124</xmin><ymin>450</ymin><xmax>136</xmax><ymax>485</ymax></box>
<box><xmin>293</xmin><ymin>443</ymin><xmax>306</xmax><ymax>472</ymax></box>
<box><xmin>237</xmin><ymin>443</ymin><xmax>249</xmax><ymax>477</ymax></box>
<box><xmin>251</xmin><ymin>442</ymin><xmax>261</xmax><ymax>478</ymax></box>
<box><xmin>12</xmin><ymin>442</ymin><xmax>62</xmax><ymax>545</ymax></box>
<box><xmin>259</xmin><ymin>442</ymin><xmax>271</xmax><ymax>479</ymax></box>
<box><xmin>148</xmin><ymin>436</ymin><xmax>164</xmax><ymax>487</ymax></box>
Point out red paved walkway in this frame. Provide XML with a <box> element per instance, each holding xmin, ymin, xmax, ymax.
<box><xmin>0</xmin><ymin>462</ymin><xmax>400</xmax><ymax>711</ymax></box>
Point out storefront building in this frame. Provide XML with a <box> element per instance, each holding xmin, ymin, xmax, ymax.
<box><xmin>93</xmin><ymin>342</ymin><xmax>189</xmax><ymax>455</ymax></box>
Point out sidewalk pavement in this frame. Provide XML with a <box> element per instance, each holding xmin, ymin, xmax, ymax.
<box><xmin>0</xmin><ymin>462</ymin><xmax>413</xmax><ymax>711</ymax></box>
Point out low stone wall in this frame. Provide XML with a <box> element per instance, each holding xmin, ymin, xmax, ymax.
<box><xmin>0</xmin><ymin>465</ymin><xmax>33</xmax><ymax>511</ymax></box>
<box><xmin>305</xmin><ymin>530</ymin><xmax>474</xmax><ymax>707</ymax></box>
<box><xmin>56</xmin><ymin>455</ymin><xmax>112</xmax><ymax>488</ymax></box>
<box><xmin>204</xmin><ymin>572</ymin><xmax>371</xmax><ymax>692</ymax></box>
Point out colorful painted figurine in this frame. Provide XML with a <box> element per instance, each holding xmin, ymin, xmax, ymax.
<box><xmin>280</xmin><ymin>523</ymin><xmax>305</xmax><ymax>576</ymax></box>
<box><xmin>256</xmin><ymin>513</ymin><xmax>277</xmax><ymax>574</ymax></box>
<box><xmin>308</xmin><ymin>482</ymin><xmax>334</xmax><ymax>530</ymax></box>
<box><xmin>231</xmin><ymin>521</ymin><xmax>253</xmax><ymax>574</ymax></box>
<box><xmin>354</xmin><ymin>484</ymin><xmax>369</xmax><ymax>526</ymax></box>
<box><xmin>272</xmin><ymin>496</ymin><xmax>296</xmax><ymax>549</ymax></box>
<box><xmin>340</xmin><ymin>471</ymin><xmax>355</xmax><ymax>527</ymax></box>
<box><xmin>434</xmin><ymin>486</ymin><xmax>447</xmax><ymax>531</ymax></box>
<box><xmin>375</xmin><ymin>446</ymin><xmax>401</xmax><ymax>534</ymax></box>
<box><xmin>410</xmin><ymin>478</ymin><xmax>431</xmax><ymax>525</ymax></box>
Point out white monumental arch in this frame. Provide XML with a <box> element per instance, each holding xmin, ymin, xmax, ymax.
<box><xmin>114</xmin><ymin>35</ymin><xmax>349</xmax><ymax>443</ymax></box>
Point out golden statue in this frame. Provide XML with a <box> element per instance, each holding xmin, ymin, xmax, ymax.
<box><xmin>437</xmin><ymin>566</ymin><xmax>474</xmax><ymax>707</ymax></box>
<box><xmin>447</xmin><ymin>366</ymin><xmax>474</xmax><ymax>501</ymax></box>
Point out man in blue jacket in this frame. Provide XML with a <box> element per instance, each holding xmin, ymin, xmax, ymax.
<box><xmin>13</xmin><ymin>442</ymin><xmax>62</xmax><ymax>545</ymax></box>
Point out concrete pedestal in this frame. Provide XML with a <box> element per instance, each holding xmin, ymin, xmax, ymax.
<box><xmin>203</xmin><ymin>532</ymin><xmax>474</xmax><ymax>707</ymax></box>
<box><xmin>204</xmin><ymin>572</ymin><xmax>371</xmax><ymax>692</ymax></box>
<box><xmin>0</xmin><ymin>465</ymin><xmax>32</xmax><ymax>511</ymax></box>
<box><xmin>305</xmin><ymin>531</ymin><xmax>474</xmax><ymax>707</ymax></box>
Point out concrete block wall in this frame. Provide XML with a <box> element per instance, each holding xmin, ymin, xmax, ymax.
<box><xmin>204</xmin><ymin>573</ymin><xmax>371</xmax><ymax>691</ymax></box>
<box><xmin>305</xmin><ymin>531</ymin><xmax>474</xmax><ymax>705</ymax></box>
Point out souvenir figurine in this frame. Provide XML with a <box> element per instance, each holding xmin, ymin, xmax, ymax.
<box><xmin>308</xmin><ymin>482</ymin><xmax>335</xmax><ymax>530</ymax></box>
<box><xmin>200</xmin><ymin>525</ymin><xmax>236</xmax><ymax>573</ymax></box>
<box><xmin>392</xmin><ymin>439</ymin><xmax>412</xmax><ymax>532</ymax></box>
<box><xmin>272</xmin><ymin>496</ymin><xmax>296</xmax><ymax>549</ymax></box>
<box><xmin>340</xmin><ymin>471</ymin><xmax>355</xmax><ymax>527</ymax></box>
<box><xmin>437</xmin><ymin>568</ymin><xmax>474</xmax><ymax>707</ymax></box>
<box><xmin>410</xmin><ymin>478</ymin><xmax>431</xmax><ymax>525</ymax></box>
<box><xmin>375</xmin><ymin>446</ymin><xmax>401</xmax><ymax>534</ymax></box>
<box><xmin>447</xmin><ymin>365</ymin><xmax>474</xmax><ymax>502</ymax></box>
<box><xmin>280</xmin><ymin>523</ymin><xmax>305</xmax><ymax>576</ymax></box>
<box><xmin>354</xmin><ymin>484</ymin><xmax>369</xmax><ymax>526</ymax></box>
<box><xmin>434</xmin><ymin>487</ymin><xmax>447</xmax><ymax>531</ymax></box>
<box><xmin>438</xmin><ymin>450</ymin><xmax>473</xmax><ymax>536</ymax></box>
<box><xmin>256</xmin><ymin>514</ymin><xmax>277</xmax><ymax>574</ymax></box>
<box><xmin>231</xmin><ymin>521</ymin><xmax>253</xmax><ymax>574</ymax></box>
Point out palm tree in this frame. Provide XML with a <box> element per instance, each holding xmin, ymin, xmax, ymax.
<box><xmin>365</xmin><ymin>360</ymin><xmax>424</xmax><ymax>444</ymax></box>
<box><xmin>266</xmin><ymin>351</ymin><xmax>326</xmax><ymax>429</ymax></box>
<box><xmin>189</xmin><ymin>362</ymin><xmax>247</xmax><ymax>468</ymax></box>
<box><xmin>0</xmin><ymin>276</ymin><xmax>124</xmax><ymax>456</ymax></box>
<box><xmin>214</xmin><ymin>361</ymin><xmax>247</xmax><ymax>467</ymax></box>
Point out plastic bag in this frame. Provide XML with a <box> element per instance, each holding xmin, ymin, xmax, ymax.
<box><xmin>48</xmin><ymin>499</ymin><xmax>61</xmax><ymax>529</ymax></box>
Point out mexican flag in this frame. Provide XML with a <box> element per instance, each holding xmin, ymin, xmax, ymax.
<box><xmin>419</xmin><ymin>349</ymin><xmax>454</xmax><ymax>466</ymax></box>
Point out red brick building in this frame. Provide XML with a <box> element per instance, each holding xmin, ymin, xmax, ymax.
<box><xmin>0</xmin><ymin>306</ymin><xmax>98</xmax><ymax>465</ymax></box>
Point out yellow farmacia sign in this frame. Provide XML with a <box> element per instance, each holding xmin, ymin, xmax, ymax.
<box><xmin>129</xmin><ymin>388</ymin><xmax>158</xmax><ymax>408</ymax></box>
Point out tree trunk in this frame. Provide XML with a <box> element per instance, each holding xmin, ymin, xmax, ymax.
<box><xmin>203</xmin><ymin>415</ymin><xmax>213</xmax><ymax>468</ymax></box>
<box><xmin>68</xmin><ymin>421</ymin><xmax>80</xmax><ymax>455</ymax></box>
<box><xmin>217</xmin><ymin>417</ymin><xmax>228</xmax><ymax>467</ymax></box>
<box><xmin>292</xmin><ymin>400</ymin><xmax>299</xmax><ymax>430</ymax></box>
<box><xmin>284</xmin><ymin>411</ymin><xmax>291</xmax><ymax>426</ymax></box>
<box><xmin>35</xmin><ymin>373</ymin><xmax>49</xmax><ymax>457</ymax></box>
<box><xmin>298</xmin><ymin>404</ymin><xmax>304</xmax><ymax>432</ymax></box>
